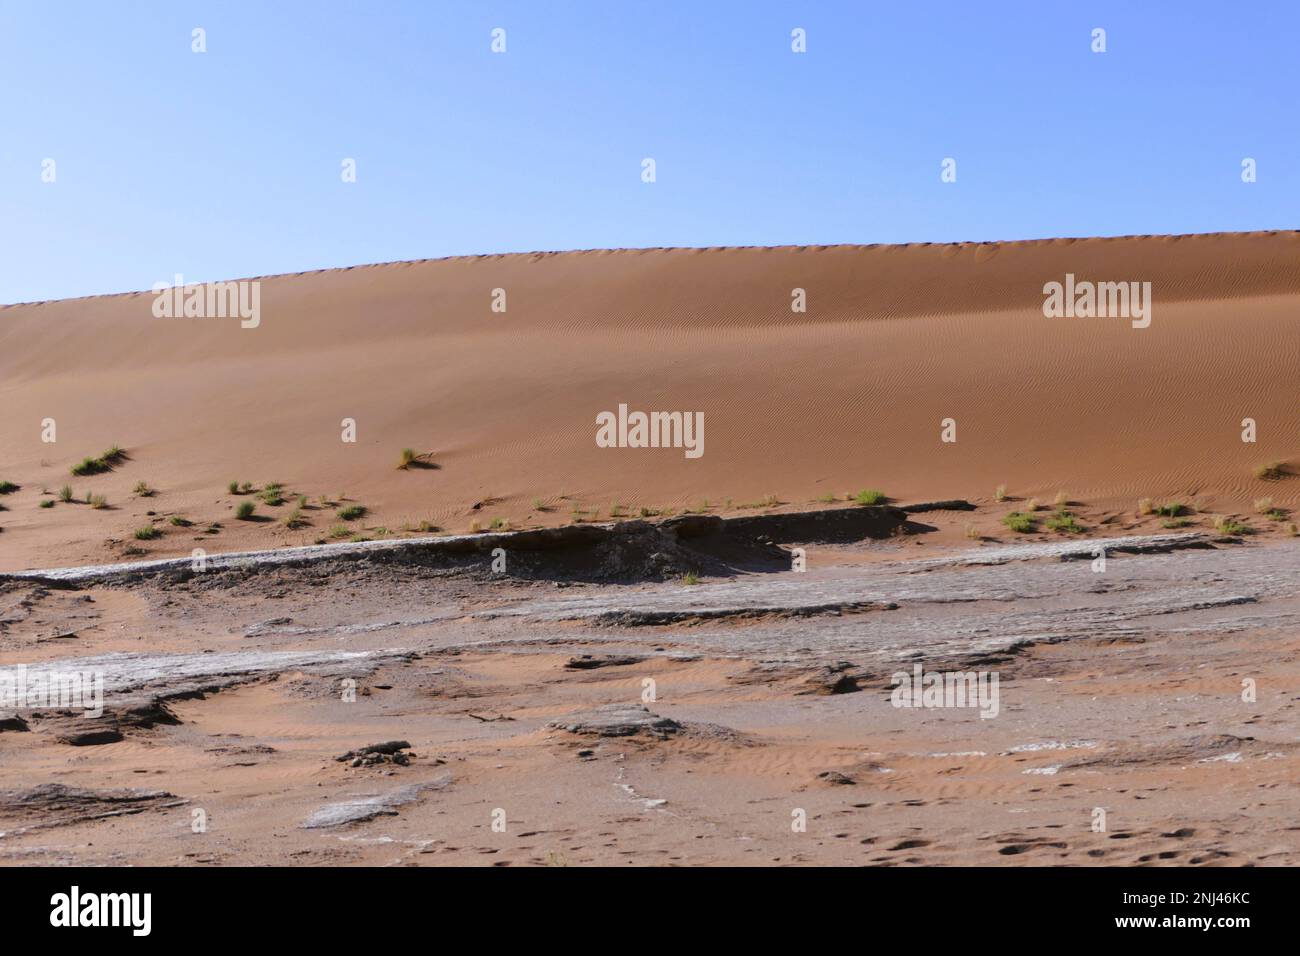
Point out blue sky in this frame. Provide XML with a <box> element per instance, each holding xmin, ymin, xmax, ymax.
<box><xmin>2</xmin><ymin>1</ymin><xmax>1296</xmax><ymax>302</ymax></box>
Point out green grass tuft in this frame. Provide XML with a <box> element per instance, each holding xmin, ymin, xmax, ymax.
<box><xmin>1002</xmin><ymin>511</ymin><xmax>1037</xmax><ymax>533</ymax></box>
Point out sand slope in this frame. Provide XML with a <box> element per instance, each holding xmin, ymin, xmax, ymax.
<box><xmin>2</xmin><ymin>231</ymin><xmax>1298</xmax><ymax>570</ymax></box>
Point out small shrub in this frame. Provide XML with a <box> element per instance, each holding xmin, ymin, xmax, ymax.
<box><xmin>337</xmin><ymin>505</ymin><xmax>366</xmax><ymax>521</ymax></box>
<box><xmin>1214</xmin><ymin>516</ymin><xmax>1248</xmax><ymax>535</ymax></box>
<box><xmin>489</xmin><ymin>516</ymin><xmax>508</xmax><ymax>530</ymax></box>
<box><xmin>1044</xmin><ymin>510</ymin><xmax>1085</xmax><ymax>533</ymax></box>
<box><xmin>1155</xmin><ymin>501</ymin><xmax>1184</xmax><ymax>518</ymax></box>
<box><xmin>259</xmin><ymin>488</ymin><xmax>285</xmax><ymax>506</ymax></box>
<box><xmin>639</xmin><ymin>506</ymin><xmax>661</xmax><ymax>518</ymax></box>
<box><xmin>817</xmin><ymin>492</ymin><xmax>836</xmax><ymax>504</ymax></box>
<box><xmin>39</xmin><ymin>499</ymin><xmax>55</xmax><ymax>509</ymax></box>
<box><xmin>0</xmin><ymin>481</ymin><xmax>19</xmax><ymax>495</ymax></box>
<box><xmin>235</xmin><ymin>501</ymin><xmax>256</xmax><ymax>520</ymax></box>
<box><xmin>329</xmin><ymin>524</ymin><xmax>351</xmax><ymax>539</ymax></box>
<box><xmin>88</xmin><ymin>494</ymin><xmax>108</xmax><ymax>510</ymax></box>
<box><xmin>101</xmin><ymin>445</ymin><xmax>126</xmax><ymax>464</ymax></box>
<box><xmin>133</xmin><ymin>481</ymin><xmax>155</xmax><ymax>497</ymax></box>
<box><xmin>1024</xmin><ymin>498</ymin><xmax>1040</xmax><ymax>513</ymax></box>
<box><xmin>415</xmin><ymin>520</ymin><xmax>439</xmax><ymax>533</ymax></box>
<box><xmin>1253</xmin><ymin>497</ymin><xmax>1273</xmax><ymax>515</ymax></box>
<box><xmin>1137</xmin><ymin>497</ymin><xmax>1154</xmax><ymax>516</ymax></box>
<box><xmin>240</xmin><ymin>482</ymin><xmax>253</xmax><ymax>494</ymax></box>
<box><xmin>134</xmin><ymin>524</ymin><xmax>161</xmax><ymax>540</ymax></box>
<box><xmin>1161</xmin><ymin>517</ymin><xmax>1192</xmax><ymax>528</ymax></box>
<box><xmin>228</xmin><ymin>481</ymin><xmax>240</xmax><ymax>494</ymax></box>
<box><xmin>1053</xmin><ymin>491</ymin><xmax>1069</xmax><ymax>507</ymax></box>
<box><xmin>1265</xmin><ymin>509</ymin><xmax>1287</xmax><ymax>522</ymax></box>
<box><xmin>71</xmin><ymin>457</ymin><xmax>110</xmax><ymax>477</ymax></box>
<box><xmin>170</xmin><ymin>516</ymin><xmax>192</xmax><ymax>527</ymax></box>
<box><xmin>58</xmin><ymin>485</ymin><xmax>74</xmax><ymax>503</ymax></box>
<box><xmin>682</xmin><ymin>571</ymin><xmax>701</xmax><ymax>586</ymax></box>
<box><xmin>1287</xmin><ymin>522</ymin><xmax>1299</xmax><ymax>537</ymax></box>
<box><xmin>1255</xmin><ymin>462</ymin><xmax>1283</xmax><ymax>480</ymax></box>
<box><xmin>854</xmin><ymin>489</ymin><xmax>886</xmax><ymax>506</ymax></box>
<box><xmin>1002</xmin><ymin>511</ymin><xmax>1036</xmax><ymax>533</ymax></box>
<box><xmin>964</xmin><ymin>524</ymin><xmax>981</xmax><ymax>540</ymax></box>
<box><xmin>994</xmin><ymin>484</ymin><xmax>1007</xmax><ymax>502</ymax></box>
<box><xmin>283</xmin><ymin>509</ymin><xmax>309</xmax><ymax>529</ymax></box>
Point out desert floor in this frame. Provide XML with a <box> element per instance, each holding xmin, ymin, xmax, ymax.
<box><xmin>2</xmin><ymin>502</ymin><xmax>1297</xmax><ymax>866</ymax></box>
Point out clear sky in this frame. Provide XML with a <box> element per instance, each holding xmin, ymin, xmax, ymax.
<box><xmin>2</xmin><ymin>1</ymin><xmax>1296</xmax><ymax>303</ymax></box>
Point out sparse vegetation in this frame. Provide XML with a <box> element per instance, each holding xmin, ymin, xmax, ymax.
<box><xmin>1155</xmin><ymin>501</ymin><xmax>1185</xmax><ymax>518</ymax></box>
<box><xmin>817</xmin><ymin>492</ymin><xmax>837</xmax><ymax>504</ymax></box>
<box><xmin>337</xmin><ymin>505</ymin><xmax>366</xmax><ymax>521</ymax></box>
<box><xmin>854</xmin><ymin>489</ymin><xmax>886</xmax><ymax>506</ymax></box>
<box><xmin>1002</xmin><ymin>511</ymin><xmax>1037</xmax><ymax>533</ymax></box>
<box><xmin>639</xmin><ymin>506</ymin><xmax>662</xmax><ymax>518</ymax></box>
<box><xmin>1253</xmin><ymin>497</ymin><xmax>1274</xmax><ymax>515</ymax></box>
<box><xmin>0</xmin><ymin>481</ymin><xmax>19</xmax><ymax>495</ymax></box>
<box><xmin>283</xmin><ymin>509</ymin><xmax>310</xmax><ymax>529</ymax></box>
<box><xmin>489</xmin><ymin>517</ymin><xmax>508</xmax><ymax>530</ymax></box>
<box><xmin>235</xmin><ymin>501</ymin><xmax>256</xmax><ymax>520</ymax></box>
<box><xmin>88</xmin><ymin>494</ymin><xmax>108</xmax><ymax>510</ymax></box>
<box><xmin>259</xmin><ymin>485</ymin><xmax>285</xmax><ymax>506</ymax></box>
<box><xmin>398</xmin><ymin>448</ymin><xmax>417</xmax><ymax>469</ymax></box>
<box><xmin>329</xmin><ymin>524</ymin><xmax>351</xmax><ymax>539</ymax></box>
<box><xmin>228</xmin><ymin>481</ymin><xmax>240</xmax><ymax>494</ymax></box>
<box><xmin>1255</xmin><ymin>462</ymin><xmax>1284</xmax><ymax>480</ymax></box>
<box><xmin>39</xmin><ymin>499</ymin><xmax>54</xmax><ymax>509</ymax></box>
<box><xmin>965</xmin><ymin>524</ymin><xmax>981</xmax><ymax>540</ymax></box>
<box><xmin>1287</xmin><ymin>523</ymin><xmax>1299</xmax><ymax>537</ymax></box>
<box><xmin>1137</xmin><ymin>497</ymin><xmax>1155</xmax><ymax>516</ymax></box>
<box><xmin>414</xmin><ymin>520</ymin><xmax>439</xmax><ymax>533</ymax></box>
<box><xmin>1024</xmin><ymin>498</ymin><xmax>1040</xmax><ymax>513</ymax></box>
<box><xmin>1265</xmin><ymin>509</ymin><xmax>1287</xmax><ymax>522</ymax></box>
<box><xmin>609</xmin><ymin>503</ymin><xmax>625</xmax><ymax>518</ymax></box>
<box><xmin>682</xmin><ymin>571</ymin><xmax>701</xmax><ymax>586</ymax></box>
<box><xmin>170</xmin><ymin>516</ymin><xmax>192</xmax><ymax>527</ymax></box>
<box><xmin>133</xmin><ymin>481</ymin><xmax>155</xmax><ymax>497</ymax></box>
<box><xmin>134</xmin><ymin>524</ymin><xmax>161</xmax><ymax>540</ymax></box>
<box><xmin>58</xmin><ymin>485</ymin><xmax>74</xmax><ymax>503</ymax></box>
<box><xmin>994</xmin><ymin>484</ymin><xmax>1007</xmax><ymax>502</ymax></box>
<box><xmin>1054</xmin><ymin>491</ymin><xmax>1069</xmax><ymax>507</ymax></box>
<box><xmin>1161</xmin><ymin>517</ymin><xmax>1192</xmax><ymax>528</ymax></box>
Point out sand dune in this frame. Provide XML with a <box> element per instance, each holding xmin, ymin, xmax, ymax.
<box><xmin>2</xmin><ymin>230</ymin><xmax>1298</xmax><ymax>571</ymax></box>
